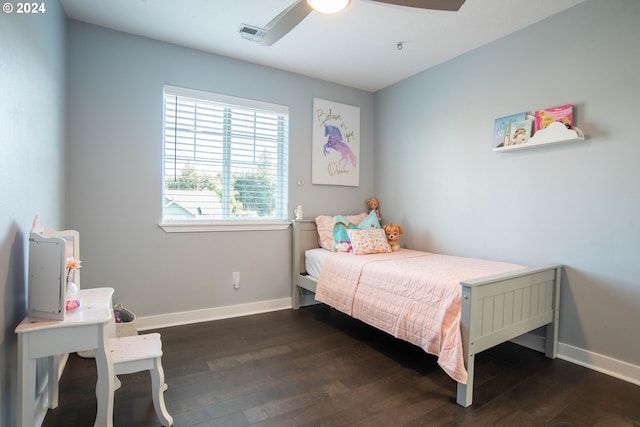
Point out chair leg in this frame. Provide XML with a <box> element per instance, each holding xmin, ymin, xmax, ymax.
<box><xmin>150</xmin><ymin>357</ymin><xmax>173</xmax><ymax>426</ymax></box>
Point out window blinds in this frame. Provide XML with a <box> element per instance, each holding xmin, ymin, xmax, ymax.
<box><xmin>163</xmin><ymin>86</ymin><xmax>288</xmax><ymax>222</ymax></box>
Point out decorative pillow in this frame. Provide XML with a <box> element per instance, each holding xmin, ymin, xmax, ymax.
<box><xmin>332</xmin><ymin>210</ymin><xmax>383</xmax><ymax>252</ymax></box>
<box><xmin>347</xmin><ymin>228</ymin><xmax>392</xmax><ymax>255</ymax></box>
<box><xmin>315</xmin><ymin>215</ymin><xmax>334</xmax><ymax>250</ymax></box>
<box><xmin>357</xmin><ymin>210</ymin><xmax>382</xmax><ymax>230</ymax></box>
<box><xmin>332</xmin><ymin>215</ymin><xmax>359</xmax><ymax>251</ymax></box>
<box><xmin>315</xmin><ymin>212</ymin><xmax>367</xmax><ymax>250</ymax></box>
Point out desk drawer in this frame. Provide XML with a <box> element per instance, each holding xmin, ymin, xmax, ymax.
<box><xmin>27</xmin><ymin>324</ymin><xmax>100</xmax><ymax>358</ymax></box>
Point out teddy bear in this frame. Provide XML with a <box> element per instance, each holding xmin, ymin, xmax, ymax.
<box><xmin>383</xmin><ymin>224</ymin><xmax>404</xmax><ymax>252</ymax></box>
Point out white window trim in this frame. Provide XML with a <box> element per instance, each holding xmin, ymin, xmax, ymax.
<box><xmin>164</xmin><ymin>85</ymin><xmax>288</xmax><ymax>115</ymax></box>
<box><xmin>159</xmin><ymin>220</ymin><xmax>291</xmax><ymax>233</ymax></box>
<box><xmin>161</xmin><ymin>85</ymin><xmax>289</xmax><ymax>231</ymax></box>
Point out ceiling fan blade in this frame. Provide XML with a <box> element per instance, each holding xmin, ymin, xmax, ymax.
<box><xmin>370</xmin><ymin>0</ymin><xmax>465</xmax><ymax>11</ymax></box>
<box><xmin>260</xmin><ymin>0</ymin><xmax>314</xmax><ymax>46</ymax></box>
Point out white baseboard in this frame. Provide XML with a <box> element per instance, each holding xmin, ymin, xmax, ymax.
<box><xmin>137</xmin><ymin>301</ymin><xmax>640</xmax><ymax>389</ymax></box>
<box><xmin>135</xmin><ymin>297</ymin><xmax>292</xmax><ymax>331</ymax></box>
<box><xmin>557</xmin><ymin>342</ymin><xmax>640</xmax><ymax>386</ymax></box>
<box><xmin>511</xmin><ymin>333</ymin><xmax>640</xmax><ymax>387</ymax></box>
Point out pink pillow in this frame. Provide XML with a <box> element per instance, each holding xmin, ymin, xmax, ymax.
<box><xmin>347</xmin><ymin>228</ymin><xmax>392</xmax><ymax>255</ymax></box>
<box><xmin>315</xmin><ymin>212</ymin><xmax>367</xmax><ymax>250</ymax></box>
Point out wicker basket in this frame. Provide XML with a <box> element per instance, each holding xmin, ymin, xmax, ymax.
<box><xmin>114</xmin><ymin>304</ymin><xmax>138</xmax><ymax>338</ymax></box>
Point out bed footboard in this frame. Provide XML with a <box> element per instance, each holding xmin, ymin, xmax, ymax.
<box><xmin>456</xmin><ymin>264</ymin><xmax>562</xmax><ymax>407</ymax></box>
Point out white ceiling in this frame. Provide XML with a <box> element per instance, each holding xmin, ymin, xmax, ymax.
<box><xmin>60</xmin><ymin>0</ymin><xmax>586</xmax><ymax>92</ymax></box>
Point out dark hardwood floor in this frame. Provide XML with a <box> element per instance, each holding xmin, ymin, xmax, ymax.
<box><xmin>44</xmin><ymin>304</ymin><xmax>640</xmax><ymax>426</ymax></box>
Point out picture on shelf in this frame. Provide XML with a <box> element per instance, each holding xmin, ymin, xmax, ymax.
<box><xmin>506</xmin><ymin>119</ymin><xmax>533</xmax><ymax>146</ymax></box>
<box><xmin>535</xmin><ymin>104</ymin><xmax>573</xmax><ymax>131</ymax></box>
<box><xmin>493</xmin><ymin>112</ymin><xmax>526</xmax><ymax>148</ymax></box>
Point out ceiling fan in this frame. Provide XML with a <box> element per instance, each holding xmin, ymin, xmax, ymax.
<box><xmin>239</xmin><ymin>0</ymin><xmax>466</xmax><ymax>46</ymax></box>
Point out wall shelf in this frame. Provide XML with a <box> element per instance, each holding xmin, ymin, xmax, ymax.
<box><xmin>493</xmin><ymin>122</ymin><xmax>584</xmax><ymax>152</ymax></box>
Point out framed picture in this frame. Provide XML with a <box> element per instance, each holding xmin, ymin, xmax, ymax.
<box><xmin>311</xmin><ymin>98</ymin><xmax>360</xmax><ymax>186</ymax></box>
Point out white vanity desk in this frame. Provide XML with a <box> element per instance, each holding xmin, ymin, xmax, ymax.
<box><xmin>16</xmin><ymin>287</ymin><xmax>116</xmax><ymax>427</ymax></box>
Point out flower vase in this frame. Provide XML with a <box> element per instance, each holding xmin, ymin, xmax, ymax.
<box><xmin>65</xmin><ymin>281</ymin><xmax>81</xmax><ymax>311</ymax></box>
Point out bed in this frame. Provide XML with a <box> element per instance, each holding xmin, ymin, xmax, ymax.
<box><xmin>291</xmin><ymin>219</ymin><xmax>562</xmax><ymax>407</ymax></box>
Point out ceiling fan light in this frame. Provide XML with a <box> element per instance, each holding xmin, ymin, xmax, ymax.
<box><xmin>307</xmin><ymin>0</ymin><xmax>351</xmax><ymax>14</ymax></box>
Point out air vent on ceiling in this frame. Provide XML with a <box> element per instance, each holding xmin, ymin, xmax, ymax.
<box><xmin>239</xmin><ymin>24</ymin><xmax>268</xmax><ymax>43</ymax></box>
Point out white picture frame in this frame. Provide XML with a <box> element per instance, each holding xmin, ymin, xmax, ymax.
<box><xmin>311</xmin><ymin>98</ymin><xmax>360</xmax><ymax>186</ymax></box>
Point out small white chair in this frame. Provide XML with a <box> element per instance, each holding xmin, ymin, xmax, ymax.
<box><xmin>110</xmin><ymin>333</ymin><xmax>173</xmax><ymax>426</ymax></box>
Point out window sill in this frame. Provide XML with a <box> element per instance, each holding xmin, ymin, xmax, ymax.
<box><xmin>159</xmin><ymin>221</ymin><xmax>292</xmax><ymax>233</ymax></box>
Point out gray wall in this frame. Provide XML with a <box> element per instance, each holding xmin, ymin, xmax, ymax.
<box><xmin>375</xmin><ymin>0</ymin><xmax>640</xmax><ymax>367</ymax></box>
<box><xmin>66</xmin><ymin>20</ymin><xmax>375</xmax><ymax>317</ymax></box>
<box><xmin>0</xmin><ymin>2</ymin><xmax>67</xmax><ymax>426</ymax></box>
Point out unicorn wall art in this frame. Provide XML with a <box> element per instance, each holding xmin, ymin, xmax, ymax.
<box><xmin>312</xmin><ymin>98</ymin><xmax>360</xmax><ymax>186</ymax></box>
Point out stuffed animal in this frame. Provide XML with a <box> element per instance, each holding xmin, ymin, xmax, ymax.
<box><xmin>366</xmin><ymin>197</ymin><xmax>382</xmax><ymax>223</ymax></box>
<box><xmin>383</xmin><ymin>224</ymin><xmax>404</xmax><ymax>252</ymax></box>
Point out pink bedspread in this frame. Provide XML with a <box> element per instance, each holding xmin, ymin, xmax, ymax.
<box><xmin>315</xmin><ymin>249</ymin><xmax>525</xmax><ymax>384</ymax></box>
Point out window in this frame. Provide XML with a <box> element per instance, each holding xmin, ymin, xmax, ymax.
<box><xmin>162</xmin><ymin>86</ymin><xmax>289</xmax><ymax>231</ymax></box>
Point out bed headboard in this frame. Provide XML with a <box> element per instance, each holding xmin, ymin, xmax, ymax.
<box><xmin>292</xmin><ymin>220</ymin><xmax>319</xmax><ymax>276</ymax></box>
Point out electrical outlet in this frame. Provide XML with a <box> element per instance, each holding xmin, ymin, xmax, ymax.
<box><xmin>233</xmin><ymin>272</ymin><xmax>240</xmax><ymax>289</ymax></box>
